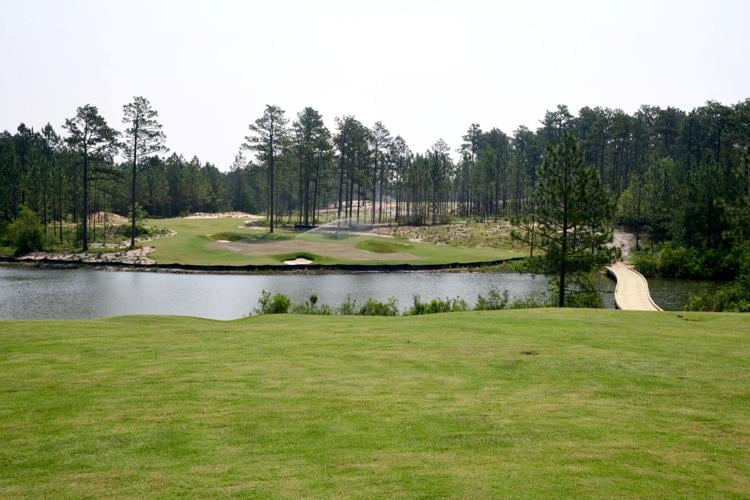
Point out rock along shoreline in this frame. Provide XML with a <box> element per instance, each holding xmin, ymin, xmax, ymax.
<box><xmin>0</xmin><ymin>255</ymin><xmax>523</xmax><ymax>275</ymax></box>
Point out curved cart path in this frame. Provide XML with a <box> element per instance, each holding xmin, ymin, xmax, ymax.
<box><xmin>606</xmin><ymin>262</ymin><xmax>663</xmax><ymax>311</ymax></box>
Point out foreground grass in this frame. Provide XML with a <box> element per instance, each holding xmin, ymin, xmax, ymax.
<box><xmin>146</xmin><ymin>217</ymin><xmax>524</xmax><ymax>265</ymax></box>
<box><xmin>1</xmin><ymin>310</ymin><xmax>748</xmax><ymax>497</ymax></box>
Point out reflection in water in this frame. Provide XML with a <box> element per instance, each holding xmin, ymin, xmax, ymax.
<box><xmin>0</xmin><ymin>267</ymin><xmax>550</xmax><ymax>320</ymax></box>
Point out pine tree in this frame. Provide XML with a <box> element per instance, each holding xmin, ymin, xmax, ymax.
<box><xmin>516</xmin><ymin>132</ymin><xmax>613</xmax><ymax>306</ymax></box>
<box><xmin>293</xmin><ymin>107</ymin><xmax>331</xmax><ymax>227</ymax></box>
<box><xmin>243</xmin><ymin>105</ymin><xmax>289</xmax><ymax>233</ymax></box>
<box><xmin>63</xmin><ymin>105</ymin><xmax>119</xmax><ymax>251</ymax></box>
<box><xmin>122</xmin><ymin>97</ymin><xmax>167</xmax><ymax>248</ymax></box>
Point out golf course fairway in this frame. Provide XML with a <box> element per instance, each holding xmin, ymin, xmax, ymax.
<box><xmin>1</xmin><ymin>309</ymin><xmax>748</xmax><ymax>497</ymax></box>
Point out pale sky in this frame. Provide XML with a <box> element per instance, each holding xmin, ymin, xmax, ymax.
<box><xmin>1</xmin><ymin>0</ymin><xmax>748</xmax><ymax>168</ymax></box>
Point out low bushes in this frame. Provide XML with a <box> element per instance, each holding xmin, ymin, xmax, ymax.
<box><xmin>6</xmin><ymin>206</ymin><xmax>45</xmax><ymax>255</ymax></box>
<box><xmin>253</xmin><ymin>287</ymin><xmax>551</xmax><ymax>316</ymax></box>
<box><xmin>685</xmin><ymin>277</ymin><xmax>750</xmax><ymax>312</ymax></box>
<box><xmin>255</xmin><ymin>290</ymin><xmax>293</xmax><ymax>314</ymax></box>
<box><xmin>475</xmin><ymin>287</ymin><xmax>510</xmax><ymax>310</ymax></box>
<box><xmin>634</xmin><ymin>243</ymin><xmax>750</xmax><ymax>312</ymax></box>
<box><xmin>633</xmin><ymin>244</ymin><xmax>747</xmax><ymax>280</ymax></box>
<box><xmin>685</xmin><ymin>253</ymin><xmax>750</xmax><ymax>312</ymax></box>
<box><xmin>408</xmin><ymin>295</ymin><xmax>468</xmax><ymax>315</ymax></box>
<box><xmin>359</xmin><ymin>297</ymin><xmax>400</xmax><ymax>316</ymax></box>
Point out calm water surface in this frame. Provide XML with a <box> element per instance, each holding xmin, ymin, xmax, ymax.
<box><xmin>1</xmin><ymin>266</ymin><xmax>714</xmax><ymax>319</ymax></box>
<box><xmin>0</xmin><ymin>266</ymin><xmax>550</xmax><ymax>320</ymax></box>
<box><xmin>648</xmin><ymin>277</ymin><xmax>722</xmax><ymax>311</ymax></box>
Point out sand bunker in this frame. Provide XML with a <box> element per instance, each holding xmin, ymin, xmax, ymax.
<box><xmin>283</xmin><ymin>257</ymin><xmax>314</xmax><ymax>265</ymax></box>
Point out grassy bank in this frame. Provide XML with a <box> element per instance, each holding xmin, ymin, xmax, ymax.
<box><xmin>1</xmin><ymin>310</ymin><xmax>748</xmax><ymax>496</ymax></box>
<box><xmin>145</xmin><ymin>217</ymin><xmax>526</xmax><ymax>266</ymax></box>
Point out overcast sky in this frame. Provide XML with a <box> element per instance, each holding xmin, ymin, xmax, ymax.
<box><xmin>1</xmin><ymin>0</ymin><xmax>748</xmax><ymax>168</ymax></box>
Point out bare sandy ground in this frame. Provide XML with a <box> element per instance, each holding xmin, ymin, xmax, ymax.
<box><xmin>89</xmin><ymin>211</ymin><xmax>129</xmax><ymax>224</ymax></box>
<box><xmin>185</xmin><ymin>211</ymin><xmax>262</xmax><ymax>220</ymax></box>
<box><xmin>611</xmin><ymin>229</ymin><xmax>636</xmax><ymax>261</ymax></box>
<box><xmin>209</xmin><ymin>239</ymin><xmax>419</xmax><ymax>261</ymax></box>
<box><xmin>283</xmin><ymin>257</ymin><xmax>314</xmax><ymax>265</ymax></box>
<box><xmin>19</xmin><ymin>247</ymin><xmax>156</xmax><ymax>265</ymax></box>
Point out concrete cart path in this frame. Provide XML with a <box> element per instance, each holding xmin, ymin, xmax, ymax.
<box><xmin>606</xmin><ymin>262</ymin><xmax>663</xmax><ymax>311</ymax></box>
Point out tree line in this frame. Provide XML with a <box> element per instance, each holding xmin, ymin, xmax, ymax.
<box><xmin>1</xmin><ymin>99</ymin><xmax>749</xmax><ymax>255</ymax></box>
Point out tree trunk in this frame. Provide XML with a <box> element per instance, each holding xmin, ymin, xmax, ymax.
<box><xmin>558</xmin><ymin>174</ymin><xmax>569</xmax><ymax>308</ymax></box>
<box><xmin>82</xmin><ymin>151</ymin><xmax>89</xmax><ymax>251</ymax></box>
<box><xmin>130</xmin><ymin>125</ymin><xmax>139</xmax><ymax>249</ymax></box>
<box><xmin>337</xmin><ymin>154</ymin><xmax>344</xmax><ymax>232</ymax></box>
<box><xmin>372</xmin><ymin>157</ymin><xmax>377</xmax><ymax>224</ymax></box>
<box><xmin>378</xmin><ymin>167</ymin><xmax>384</xmax><ymax>223</ymax></box>
<box><xmin>269</xmin><ymin>135</ymin><xmax>275</xmax><ymax>234</ymax></box>
<box><xmin>312</xmin><ymin>156</ymin><xmax>321</xmax><ymax>227</ymax></box>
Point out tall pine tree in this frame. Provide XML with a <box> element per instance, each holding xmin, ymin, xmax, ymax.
<box><xmin>63</xmin><ymin>105</ymin><xmax>119</xmax><ymax>251</ymax></box>
<box><xmin>122</xmin><ymin>96</ymin><xmax>166</xmax><ymax>248</ymax></box>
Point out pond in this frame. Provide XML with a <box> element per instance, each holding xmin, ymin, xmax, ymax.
<box><xmin>0</xmin><ymin>266</ymin><xmax>550</xmax><ymax>320</ymax></box>
<box><xmin>647</xmin><ymin>277</ymin><xmax>722</xmax><ymax>311</ymax></box>
<box><xmin>0</xmin><ymin>266</ymin><xmax>717</xmax><ymax>319</ymax></box>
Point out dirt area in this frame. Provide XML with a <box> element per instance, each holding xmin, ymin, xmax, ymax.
<box><xmin>185</xmin><ymin>212</ymin><xmax>262</xmax><ymax>220</ymax></box>
<box><xmin>89</xmin><ymin>211</ymin><xmax>129</xmax><ymax>224</ymax></box>
<box><xmin>16</xmin><ymin>228</ymin><xmax>175</xmax><ymax>265</ymax></box>
<box><xmin>86</xmin><ymin>229</ymin><xmax>175</xmax><ymax>250</ymax></box>
<box><xmin>374</xmin><ymin>221</ymin><xmax>516</xmax><ymax>248</ymax></box>
<box><xmin>209</xmin><ymin>239</ymin><xmax>419</xmax><ymax>261</ymax></box>
<box><xmin>611</xmin><ymin>229</ymin><xmax>636</xmax><ymax>261</ymax></box>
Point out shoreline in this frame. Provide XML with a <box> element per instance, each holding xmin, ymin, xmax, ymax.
<box><xmin>0</xmin><ymin>255</ymin><xmax>524</xmax><ymax>275</ymax></box>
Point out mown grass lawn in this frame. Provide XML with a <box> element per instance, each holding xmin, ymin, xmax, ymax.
<box><xmin>1</xmin><ymin>309</ymin><xmax>748</xmax><ymax>497</ymax></box>
<box><xmin>145</xmin><ymin>217</ymin><xmax>525</xmax><ymax>266</ymax></box>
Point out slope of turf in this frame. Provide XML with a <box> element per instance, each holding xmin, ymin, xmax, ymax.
<box><xmin>205</xmin><ymin>231</ymin><xmax>292</xmax><ymax>242</ymax></box>
<box><xmin>1</xmin><ymin>310</ymin><xmax>748</xmax><ymax>497</ymax></box>
<box><xmin>355</xmin><ymin>238</ymin><xmax>413</xmax><ymax>253</ymax></box>
<box><xmin>145</xmin><ymin>217</ymin><xmax>526</xmax><ymax>266</ymax></box>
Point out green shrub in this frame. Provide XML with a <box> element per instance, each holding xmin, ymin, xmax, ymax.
<box><xmin>7</xmin><ymin>206</ymin><xmax>45</xmax><ymax>255</ymax></box>
<box><xmin>255</xmin><ymin>290</ymin><xmax>292</xmax><ymax>314</ymax></box>
<box><xmin>633</xmin><ymin>244</ymin><xmax>746</xmax><ymax>280</ymax></box>
<box><xmin>509</xmin><ymin>291</ymin><xmax>550</xmax><ymax>309</ymax></box>
<box><xmin>292</xmin><ymin>294</ymin><xmax>333</xmax><ymax>315</ymax></box>
<box><xmin>548</xmin><ymin>272</ymin><xmax>604</xmax><ymax>308</ymax></box>
<box><xmin>358</xmin><ymin>297</ymin><xmax>399</xmax><ymax>316</ymax></box>
<box><xmin>475</xmin><ymin>287</ymin><xmax>510</xmax><ymax>310</ymax></box>
<box><xmin>685</xmin><ymin>272</ymin><xmax>750</xmax><ymax>312</ymax></box>
<box><xmin>631</xmin><ymin>252</ymin><xmax>659</xmax><ymax>277</ymax></box>
<box><xmin>408</xmin><ymin>295</ymin><xmax>468</xmax><ymax>315</ymax></box>
<box><xmin>337</xmin><ymin>295</ymin><xmax>358</xmax><ymax>315</ymax></box>
<box><xmin>254</xmin><ymin>289</ymin><xmax>553</xmax><ymax>317</ymax></box>
<box><xmin>658</xmin><ymin>246</ymin><xmax>700</xmax><ymax>278</ymax></box>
